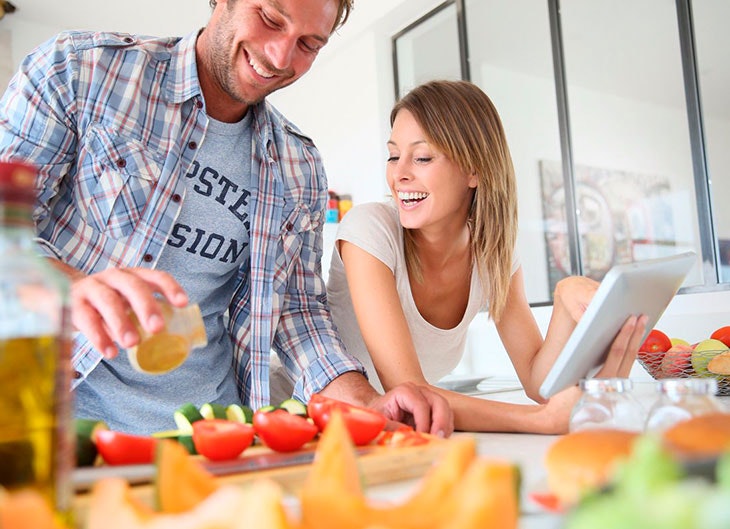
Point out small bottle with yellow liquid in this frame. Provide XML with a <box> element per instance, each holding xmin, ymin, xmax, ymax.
<box><xmin>127</xmin><ymin>302</ymin><xmax>207</xmax><ymax>375</ymax></box>
<box><xmin>0</xmin><ymin>161</ymin><xmax>74</xmax><ymax>523</ymax></box>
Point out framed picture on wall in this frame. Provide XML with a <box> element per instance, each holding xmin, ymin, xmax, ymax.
<box><xmin>539</xmin><ymin>160</ymin><xmax>677</xmax><ymax>293</ymax></box>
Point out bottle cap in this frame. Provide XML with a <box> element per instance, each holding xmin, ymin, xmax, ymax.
<box><xmin>579</xmin><ymin>377</ymin><xmax>633</xmax><ymax>393</ymax></box>
<box><xmin>0</xmin><ymin>161</ymin><xmax>37</xmax><ymax>201</ymax></box>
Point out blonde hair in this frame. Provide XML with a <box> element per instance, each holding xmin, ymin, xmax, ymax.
<box><xmin>390</xmin><ymin>80</ymin><xmax>518</xmax><ymax>322</ymax></box>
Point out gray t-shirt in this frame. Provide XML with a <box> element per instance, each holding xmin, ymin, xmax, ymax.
<box><xmin>326</xmin><ymin>201</ymin><xmax>518</xmax><ymax>392</ymax></box>
<box><xmin>75</xmin><ymin>113</ymin><xmax>252</xmax><ymax>434</ymax></box>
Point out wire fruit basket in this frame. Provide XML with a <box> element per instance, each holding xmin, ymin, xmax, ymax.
<box><xmin>638</xmin><ymin>349</ymin><xmax>730</xmax><ymax>396</ymax></box>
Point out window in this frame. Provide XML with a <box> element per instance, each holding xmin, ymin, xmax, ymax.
<box><xmin>394</xmin><ymin>0</ymin><xmax>730</xmax><ymax>304</ymax></box>
<box><xmin>393</xmin><ymin>2</ymin><xmax>465</xmax><ymax>101</ymax></box>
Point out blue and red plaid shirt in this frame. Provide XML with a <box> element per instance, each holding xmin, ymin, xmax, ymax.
<box><xmin>0</xmin><ymin>30</ymin><xmax>364</xmax><ymax>408</ymax></box>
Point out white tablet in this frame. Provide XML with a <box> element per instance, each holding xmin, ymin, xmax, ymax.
<box><xmin>539</xmin><ymin>251</ymin><xmax>696</xmax><ymax>399</ymax></box>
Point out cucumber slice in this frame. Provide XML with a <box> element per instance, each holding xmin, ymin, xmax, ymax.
<box><xmin>151</xmin><ymin>429</ymin><xmax>182</xmax><ymax>440</ymax></box>
<box><xmin>226</xmin><ymin>404</ymin><xmax>254</xmax><ymax>424</ymax></box>
<box><xmin>151</xmin><ymin>429</ymin><xmax>197</xmax><ymax>454</ymax></box>
<box><xmin>278</xmin><ymin>398</ymin><xmax>308</xmax><ymax>416</ymax></box>
<box><xmin>173</xmin><ymin>403</ymin><xmax>204</xmax><ymax>434</ymax></box>
<box><xmin>75</xmin><ymin>418</ymin><xmax>108</xmax><ymax>467</ymax></box>
<box><xmin>256</xmin><ymin>405</ymin><xmax>276</xmax><ymax>413</ymax></box>
<box><xmin>199</xmin><ymin>402</ymin><xmax>227</xmax><ymax>420</ymax></box>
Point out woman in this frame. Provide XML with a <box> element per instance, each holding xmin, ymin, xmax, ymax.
<box><xmin>326</xmin><ymin>80</ymin><xmax>646</xmax><ymax>433</ymax></box>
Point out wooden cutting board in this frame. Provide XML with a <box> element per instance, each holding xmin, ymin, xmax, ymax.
<box><xmin>72</xmin><ymin>439</ymin><xmax>447</xmax><ymax>525</ymax></box>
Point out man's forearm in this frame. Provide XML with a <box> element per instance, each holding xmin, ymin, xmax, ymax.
<box><xmin>318</xmin><ymin>371</ymin><xmax>380</xmax><ymax>408</ymax></box>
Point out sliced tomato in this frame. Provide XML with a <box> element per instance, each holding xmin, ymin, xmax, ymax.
<box><xmin>93</xmin><ymin>430</ymin><xmax>157</xmax><ymax>466</ymax></box>
<box><xmin>528</xmin><ymin>492</ymin><xmax>564</xmax><ymax>513</ymax></box>
<box><xmin>253</xmin><ymin>409</ymin><xmax>318</xmax><ymax>452</ymax></box>
<box><xmin>307</xmin><ymin>394</ymin><xmax>387</xmax><ymax>446</ymax></box>
<box><xmin>376</xmin><ymin>427</ymin><xmax>430</xmax><ymax>447</ymax></box>
<box><xmin>191</xmin><ymin>419</ymin><xmax>255</xmax><ymax>461</ymax></box>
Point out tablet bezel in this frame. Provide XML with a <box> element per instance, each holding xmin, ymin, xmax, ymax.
<box><xmin>539</xmin><ymin>251</ymin><xmax>696</xmax><ymax>399</ymax></box>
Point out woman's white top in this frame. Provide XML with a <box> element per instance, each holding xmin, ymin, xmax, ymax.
<box><xmin>326</xmin><ymin>200</ymin><xmax>516</xmax><ymax>392</ymax></box>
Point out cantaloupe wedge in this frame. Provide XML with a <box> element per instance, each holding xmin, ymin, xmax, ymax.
<box><xmin>88</xmin><ymin>477</ymin><xmax>299</xmax><ymax>529</ymax></box>
<box><xmin>366</xmin><ymin>435</ymin><xmax>477</xmax><ymax>529</ymax></box>
<box><xmin>154</xmin><ymin>438</ymin><xmax>218</xmax><ymax>513</ymax></box>
<box><xmin>300</xmin><ymin>410</ymin><xmax>371</xmax><ymax>529</ymax></box>
<box><xmin>0</xmin><ymin>488</ymin><xmax>68</xmax><ymax>529</ymax></box>
<box><xmin>438</xmin><ymin>458</ymin><xmax>519</xmax><ymax>529</ymax></box>
<box><xmin>300</xmin><ymin>414</ymin><xmax>516</xmax><ymax>529</ymax></box>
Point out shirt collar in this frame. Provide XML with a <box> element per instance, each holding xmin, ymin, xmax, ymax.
<box><xmin>163</xmin><ymin>30</ymin><xmax>204</xmax><ymax>104</ymax></box>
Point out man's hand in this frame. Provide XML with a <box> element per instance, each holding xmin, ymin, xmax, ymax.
<box><xmin>320</xmin><ymin>373</ymin><xmax>454</xmax><ymax>437</ymax></box>
<box><xmin>54</xmin><ymin>263</ymin><xmax>188</xmax><ymax>359</ymax></box>
<box><xmin>368</xmin><ymin>382</ymin><xmax>454</xmax><ymax>438</ymax></box>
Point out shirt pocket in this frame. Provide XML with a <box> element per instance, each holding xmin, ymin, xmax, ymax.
<box><xmin>273</xmin><ymin>204</ymin><xmax>322</xmax><ymax>293</ymax></box>
<box><xmin>80</xmin><ymin>125</ymin><xmax>162</xmax><ymax>239</ymax></box>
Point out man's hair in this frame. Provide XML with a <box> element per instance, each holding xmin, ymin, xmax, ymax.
<box><xmin>208</xmin><ymin>0</ymin><xmax>354</xmax><ymax>32</ymax></box>
<box><xmin>390</xmin><ymin>80</ymin><xmax>518</xmax><ymax>323</ymax></box>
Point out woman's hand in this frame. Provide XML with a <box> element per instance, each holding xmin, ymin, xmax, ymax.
<box><xmin>596</xmin><ymin>313</ymin><xmax>648</xmax><ymax>379</ymax></box>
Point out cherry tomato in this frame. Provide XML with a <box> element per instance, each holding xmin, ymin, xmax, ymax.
<box><xmin>711</xmin><ymin>326</ymin><xmax>730</xmax><ymax>348</ymax></box>
<box><xmin>93</xmin><ymin>430</ymin><xmax>157</xmax><ymax>466</ymax></box>
<box><xmin>307</xmin><ymin>394</ymin><xmax>387</xmax><ymax>446</ymax></box>
<box><xmin>639</xmin><ymin>328</ymin><xmax>672</xmax><ymax>353</ymax></box>
<box><xmin>192</xmin><ymin>419</ymin><xmax>255</xmax><ymax>461</ymax></box>
<box><xmin>253</xmin><ymin>409</ymin><xmax>318</xmax><ymax>452</ymax></box>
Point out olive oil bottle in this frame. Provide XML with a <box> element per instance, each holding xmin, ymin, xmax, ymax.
<box><xmin>0</xmin><ymin>161</ymin><xmax>74</xmax><ymax>523</ymax></box>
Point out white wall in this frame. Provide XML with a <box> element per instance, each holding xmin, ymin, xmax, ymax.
<box><xmin>2</xmin><ymin>1</ymin><xmax>729</xmax><ymax>382</ymax></box>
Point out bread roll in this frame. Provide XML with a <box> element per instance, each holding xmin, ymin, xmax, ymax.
<box><xmin>544</xmin><ymin>429</ymin><xmax>638</xmax><ymax>505</ymax></box>
<box><xmin>662</xmin><ymin>412</ymin><xmax>730</xmax><ymax>458</ymax></box>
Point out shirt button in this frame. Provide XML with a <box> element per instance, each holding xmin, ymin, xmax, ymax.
<box><xmin>143</xmin><ymin>254</ymin><xmax>153</xmax><ymax>263</ymax></box>
<box><xmin>286</xmin><ymin>222</ymin><xmax>294</xmax><ymax>231</ymax></box>
<box><xmin>73</xmin><ymin>370</ymin><xmax>82</xmax><ymax>379</ymax></box>
<box><xmin>116</xmin><ymin>158</ymin><xmax>126</xmax><ymax>168</ymax></box>
<box><xmin>172</xmin><ymin>194</ymin><xmax>181</xmax><ymax>203</ymax></box>
<box><xmin>123</xmin><ymin>36</ymin><xmax>134</xmax><ymax>44</ymax></box>
<box><xmin>195</xmin><ymin>100</ymin><xmax>203</xmax><ymax>109</ymax></box>
<box><xmin>188</xmin><ymin>141</ymin><xmax>197</xmax><ymax>150</ymax></box>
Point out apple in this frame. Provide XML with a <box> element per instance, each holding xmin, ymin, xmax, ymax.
<box><xmin>710</xmin><ymin>326</ymin><xmax>730</xmax><ymax>348</ymax></box>
<box><xmin>691</xmin><ymin>338</ymin><xmax>730</xmax><ymax>376</ymax></box>
<box><xmin>669</xmin><ymin>337</ymin><xmax>690</xmax><ymax>347</ymax></box>
<box><xmin>659</xmin><ymin>344</ymin><xmax>693</xmax><ymax>378</ymax></box>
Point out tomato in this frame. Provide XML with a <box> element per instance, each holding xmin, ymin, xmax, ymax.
<box><xmin>307</xmin><ymin>394</ymin><xmax>387</xmax><ymax>446</ymax></box>
<box><xmin>711</xmin><ymin>326</ymin><xmax>730</xmax><ymax>348</ymax></box>
<box><xmin>376</xmin><ymin>426</ymin><xmax>430</xmax><ymax>447</ymax></box>
<box><xmin>529</xmin><ymin>492</ymin><xmax>564</xmax><ymax>513</ymax></box>
<box><xmin>253</xmin><ymin>409</ymin><xmax>318</xmax><ymax>452</ymax></box>
<box><xmin>639</xmin><ymin>328</ymin><xmax>672</xmax><ymax>353</ymax></box>
<box><xmin>93</xmin><ymin>430</ymin><xmax>157</xmax><ymax>466</ymax></box>
<box><xmin>191</xmin><ymin>419</ymin><xmax>255</xmax><ymax>461</ymax></box>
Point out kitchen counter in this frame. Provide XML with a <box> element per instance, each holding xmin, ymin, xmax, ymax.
<box><xmin>365</xmin><ymin>377</ymin><xmax>730</xmax><ymax>529</ymax></box>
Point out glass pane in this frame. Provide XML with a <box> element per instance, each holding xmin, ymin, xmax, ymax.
<box><xmin>559</xmin><ymin>0</ymin><xmax>704</xmax><ymax>288</ymax></box>
<box><xmin>465</xmin><ymin>0</ymin><xmax>563</xmax><ymax>303</ymax></box>
<box><xmin>394</xmin><ymin>3</ymin><xmax>461</xmax><ymax>99</ymax></box>
<box><xmin>692</xmin><ymin>0</ymin><xmax>730</xmax><ymax>282</ymax></box>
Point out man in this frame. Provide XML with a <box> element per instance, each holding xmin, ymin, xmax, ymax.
<box><xmin>0</xmin><ymin>0</ymin><xmax>453</xmax><ymax>436</ymax></box>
